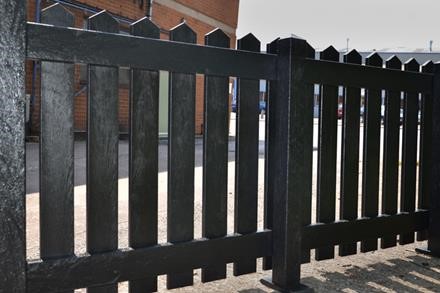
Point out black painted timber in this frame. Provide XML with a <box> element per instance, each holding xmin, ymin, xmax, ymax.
<box><xmin>128</xmin><ymin>17</ymin><xmax>160</xmax><ymax>293</ymax></box>
<box><xmin>167</xmin><ymin>22</ymin><xmax>197</xmax><ymax>289</ymax></box>
<box><xmin>26</xmin><ymin>22</ymin><xmax>276</xmax><ymax>80</ymax></box>
<box><xmin>0</xmin><ymin>0</ymin><xmax>26</xmax><ymax>291</ymax></box>
<box><xmin>381</xmin><ymin>55</ymin><xmax>402</xmax><ymax>249</ymax></box>
<box><xmin>269</xmin><ymin>37</ymin><xmax>313</xmax><ymax>291</ymax></box>
<box><xmin>339</xmin><ymin>49</ymin><xmax>362</xmax><ymax>256</ymax></box>
<box><xmin>361</xmin><ymin>53</ymin><xmax>383</xmax><ymax>253</ymax></box>
<box><xmin>302</xmin><ymin>58</ymin><xmax>432</xmax><ymax>93</ymax></box>
<box><xmin>427</xmin><ymin>63</ymin><xmax>440</xmax><ymax>255</ymax></box>
<box><xmin>86</xmin><ymin>11</ymin><xmax>120</xmax><ymax>293</ymax></box>
<box><xmin>263</xmin><ymin>38</ymin><xmax>280</xmax><ymax>271</ymax></box>
<box><xmin>233</xmin><ymin>33</ymin><xmax>260</xmax><ymax>276</ymax></box>
<box><xmin>417</xmin><ymin>61</ymin><xmax>434</xmax><ymax>241</ymax></box>
<box><xmin>39</xmin><ymin>5</ymin><xmax>75</xmax><ymax>271</ymax></box>
<box><xmin>316</xmin><ymin>46</ymin><xmax>339</xmax><ymax>261</ymax></box>
<box><xmin>201</xmin><ymin>28</ymin><xmax>230</xmax><ymax>283</ymax></box>
<box><xmin>27</xmin><ymin>231</ymin><xmax>272</xmax><ymax>292</ymax></box>
<box><xmin>400</xmin><ymin>58</ymin><xmax>420</xmax><ymax>245</ymax></box>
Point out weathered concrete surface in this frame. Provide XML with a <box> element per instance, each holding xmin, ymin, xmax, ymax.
<box><xmin>0</xmin><ymin>0</ymin><xmax>26</xmax><ymax>291</ymax></box>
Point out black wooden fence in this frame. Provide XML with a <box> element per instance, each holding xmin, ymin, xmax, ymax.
<box><xmin>1</xmin><ymin>2</ymin><xmax>440</xmax><ymax>292</ymax></box>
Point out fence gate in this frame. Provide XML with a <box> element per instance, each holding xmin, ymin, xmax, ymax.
<box><xmin>1</xmin><ymin>1</ymin><xmax>440</xmax><ymax>292</ymax></box>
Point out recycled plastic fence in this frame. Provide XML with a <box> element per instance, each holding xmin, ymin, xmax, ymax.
<box><xmin>1</xmin><ymin>2</ymin><xmax>439</xmax><ymax>292</ymax></box>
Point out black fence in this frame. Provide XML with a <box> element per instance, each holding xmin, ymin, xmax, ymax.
<box><xmin>1</xmin><ymin>2</ymin><xmax>440</xmax><ymax>293</ymax></box>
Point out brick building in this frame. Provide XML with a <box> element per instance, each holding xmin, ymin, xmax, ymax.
<box><xmin>26</xmin><ymin>0</ymin><xmax>240</xmax><ymax>135</ymax></box>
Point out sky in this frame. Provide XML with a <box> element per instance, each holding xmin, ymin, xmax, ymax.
<box><xmin>237</xmin><ymin>0</ymin><xmax>440</xmax><ymax>52</ymax></box>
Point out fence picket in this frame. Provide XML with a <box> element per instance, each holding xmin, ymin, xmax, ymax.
<box><xmin>380</xmin><ymin>55</ymin><xmax>402</xmax><ymax>249</ymax></box>
<box><xmin>400</xmin><ymin>58</ymin><xmax>420</xmax><ymax>245</ymax></box>
<box><xmin>233</xmin><ymin>33</ymin><xmax>260</xmax><ymax>276</ymax></box>
<box><xmin>167</xmin><ymin>22</ymin><xmax>197</xmax><ymax>289</ymax></box>
<box><xmin>316</xmin><ymin>46</ymin><xmax>339</xmax><ymax>261</ymax></box>
<box><xmin>301</xmin><ymin>42</ymin><xmax>316</xmax><ymax>264</ymax></box>
<box><xmin>361</xmin><ymin>52</ymin><xmax>383</xmax><ymax>252</ymax></box>
<box><xmin>39</xmin><ymin>8</ymin><xmax>75</xmax><ymax>293</ymax></box>
<box><xmin>201</xmin><ymin>28</ymin><xmax>230</xmax><ymax>283</ymax></box>
<box><xmin>417</xmin><ymin>61</ymin><xmax>434</xmax><ymax>241</ymax></box>
<box><xmin>339</xmin><ymin>49</ymin><xmax>362</xmax><ymax>256</ymax></box>
<box><xmin>128</xmin><ymin>17</ymin><xmax>160</xmax><ymax>293</ymax></box>
<box><xmin>87</xmin><ymin>11</ymin><xmax>120</xmax><ymax>293</ymax></box>
<box><xmin>263</xmin><ymin>38</ymin><xmax>279</xmax><ymax>271</ymax></box>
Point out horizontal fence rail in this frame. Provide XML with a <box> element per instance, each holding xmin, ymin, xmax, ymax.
<box><xmin>26</xmin><ymin>23</ymin><xmax>434</xmax><ymax>92</ymax></box>
<box><xmin>27</xmin><ymin>232</ymin><xmax>272</xmax><ymax>292</ymax></box>
<box><xmin>303</xmin><ymin>210</ymin><xmax>429</xmax><ymax>249</ymax></box>
<box><xmin>303</xmin><ymin>58</ymin><xmax>433</xmax><ymax>92</ymax></box>
<box><xmin>26</xmin><ymin>22</ymin><xmax>277</xmax><ymax>80</ymax></box>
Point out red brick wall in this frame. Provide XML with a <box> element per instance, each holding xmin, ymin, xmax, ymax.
<box><xmin>26</xmin><ymin>0</ymin><xmax>239</xmax><ymax>135</ymax></box>
<box><xmin>174</xmin><ymin>0</ymin><xmax>239</xmax><ymax>28</ymax></box>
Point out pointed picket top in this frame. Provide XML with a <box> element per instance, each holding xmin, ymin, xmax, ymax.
<box><xmin>404</xmin><ymin>58</ymin><xmax>420</xmax><ymax>72</ymax></box>
<box><xmin>385</xmin><ymin>55</ymin><xmax>402</xmax><ymax>70</ymax></box>
<box><xmin>306</xmin><ymin>42</ymin><xmax>315</xmax><ymax>58</ymax></box>
<box><xmin>422</xmin><ymin>60</ymin><xmax>434</xmax><ymax>73</ymax></box>
<box><xmin>266</xmin><ymin>37</ymin><xmax>280</xmax><ymax>55</ymax></box>
<box><xmin>343</xmin><ymin>49</ymin><xmax>362</xmax><ymax>64</ymax></box>
<box><xmin>88</xmin><ymin>10</ymin><xmax>119</xmax><ymax>33</ymax></box>
<box><xmin>41</xmin><ymin>3</ymin><xmax>74</xmax><ymax>27</ymax></box>
<box><xmin>275</xmin><ymin>36</ymin><xmax>313</xmax><ymax>59</ymax></box>
<box><xmin>320</xmin><ymin>45</ymin><xmax>339</xmax><ymax>61</ymax></box>
<box><xmin>170</xmin><ymin>21</ymin><xmax>196</xmax><ymax>44</ymax></box>
<box><xmin>365</xmin><ymin>52</ymin><xmax>383</xmax><ymax>67</ymax></box>
<box><xmin>289</xmin><ymin>33</ymin><xmax>305</xmax><ymax>40</ymax></box>
<box><xmin>130</xmin><ymin>17</ymin><xmax>160</xmax><ymax>38</ymax></box>
<box><xmin>205</xmin><ymin>28</ymin><xmax>230</xmax><ymax>48</ymax></box>
<box><xmin>237</xmin><ymin>33</ymin><xmax>260</xmax><ymax>52</ymax></box>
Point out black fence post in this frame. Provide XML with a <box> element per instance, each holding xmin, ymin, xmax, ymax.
<box><xmin>0</xmin><ymin>0</ymin><xmax>27</xmax><ymax>291</ymax></box>
<box><xmin>417</xmin><ymin>62</ymin><xmax>440</xmax><ymax>257</ymax></box>
<box><xmin>260</xmin><ymin>36</ymin><xmax>314</xmax><ymax>292</ymax></box>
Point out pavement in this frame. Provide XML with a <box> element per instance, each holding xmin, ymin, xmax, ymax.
<box><xmin>24</xmin><ymin>115</ymin><xmax>440</xmax><ymax>292</ymax></box>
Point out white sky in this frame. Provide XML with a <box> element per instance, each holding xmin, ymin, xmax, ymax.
<box><xmin>237</xmin><ymin>0</ymin><xmax>440</xmax><ymax>51</ymax></box>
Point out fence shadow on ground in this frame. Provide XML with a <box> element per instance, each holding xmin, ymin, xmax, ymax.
<box><xmin>238</xmin><ymin>289</ymin><xmax>268</xmax><ymax>293</ymax></box>
<box><xmin>302</xmin><ymin>254</ymin><xmax>440</xmax><ymax>293</ymax></box>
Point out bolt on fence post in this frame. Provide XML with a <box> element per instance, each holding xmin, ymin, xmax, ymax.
<box><xmin>0</xmin><ymin>0</ymin><xmax>27</xmax><ymax>291</ymax></box>
<box><xmin>417</xmin><ymin>62</ymin><xmax>440</xmax><ymax>257</ymax></box>
<box><xmin>260</xmin><ymin>37</ymin><xmax>314</xmax><ymax>292</ymax></box>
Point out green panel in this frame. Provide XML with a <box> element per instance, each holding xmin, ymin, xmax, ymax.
<box><xmin>159</xmin><ymin>70</ymin><xmax>169</xmax><ymax>137</ymax></box>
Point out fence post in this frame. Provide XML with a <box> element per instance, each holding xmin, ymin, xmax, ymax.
<box><xmin>418</xmin><ymin>62</ymin><xmax>440</xmax><ymax>257</ymax></box>
<box><xmin>261</xmin><ymin>36</ymin><xmax>314</xmax><ymax>292</ymax></box>
<box><xmin>0</xmin><ymin>0</ymin><xmax>27</xmax><ymax>291</ymax></box>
